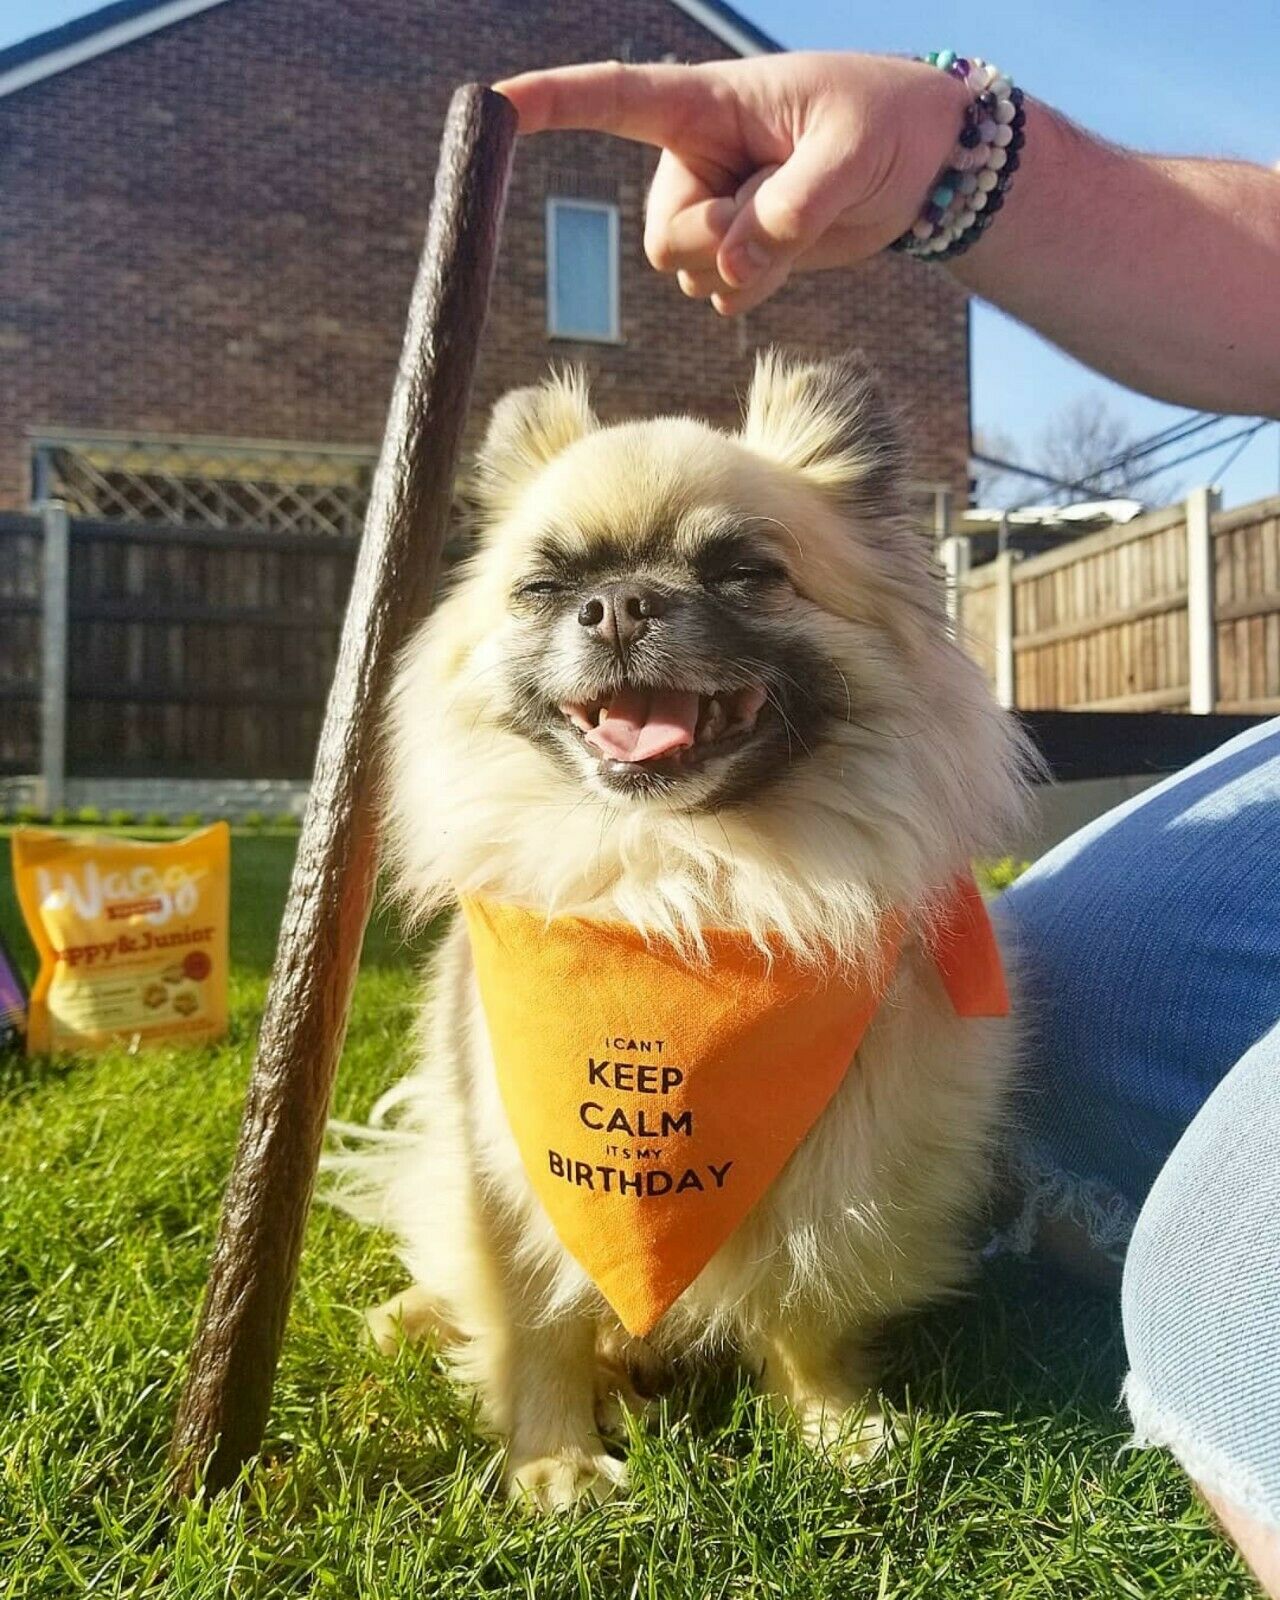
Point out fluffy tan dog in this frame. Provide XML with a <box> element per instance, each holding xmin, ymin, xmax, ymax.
<box><xmin>332</xmin><ymin>351</ymin><xmax>1027</xmax><ymax>1511</ymax></box>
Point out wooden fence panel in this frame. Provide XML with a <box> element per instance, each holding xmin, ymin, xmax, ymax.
<box><xmin>1215</xmin><ymin>505</ymin><xmax>1280</xmax><ymax>712</ymax></box>
<box><xmin>960</xmin><ymin>571</ymin><xmax>999</xmax><ymax>692</ymax></box>
<box><xmin>0</xmin><ymin>514</ymin><xmax>42</xmax><ymax>775</ymax></box>
<box><xmin>60</xmin><ymin>520</ymin><xmax>356</xmax><ymax>779</ymax></box>
<box><xmin>1009</xmin><ymin>509</ymin><xmax>1189</xmax><ymax>711</ymax></box>
<box><xmin>959</xmin><ymin>494</ymin><xmax>1280</xmax><ymax>716</ymax></box>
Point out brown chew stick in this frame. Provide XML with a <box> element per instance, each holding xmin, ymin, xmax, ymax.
<box><xmin>169</xmin><ymin>84</ymin><xmax>518</xmax><ymax>1496</ymax></box>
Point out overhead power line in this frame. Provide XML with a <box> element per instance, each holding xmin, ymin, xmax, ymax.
<box><xmin>968</xmin><ymin>451</ymin><xmax>1108</xmax><ymax>500</ymax></box>
<box><xmin>1051</xmin><ymin>410</ymin><xmax>1216</xmax><ymax>486</ymax></box>
<box><xmin>1094</xmin><ymin>412</ymin><xmax>1220</xmax><ymax>474</ymax></box>
<box><xmin>1122</xmin><ymin>421</ymin><xmax>1267</xmax><ymax>489</ymax></box>
<box><xmin>973</xmin><ymin>414</ymin><xmax>1266</xmax><ymax>504</ymax></box>
<box><xmin>1202</xmin><ymin>420</ymin><xmax>1270</xmax><ymax>485</ymax></box>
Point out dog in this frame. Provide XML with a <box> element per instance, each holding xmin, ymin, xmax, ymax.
<box><xmin>330</xmin><ymin>351</ymin><xmax>1027</xmax><ymax>1512</ymax></box>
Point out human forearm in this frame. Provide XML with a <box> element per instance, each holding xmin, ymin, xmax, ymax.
<box><xmin>950</xmin><ymin>105</ymin><xmax>1280</xmax><ymax>418</ymax></box>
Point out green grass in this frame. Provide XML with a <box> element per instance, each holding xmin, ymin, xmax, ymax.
<box><xmin>0</xmin><ymin>832</ymin><xmax>1253</xmax><ymax>1598</ymax></box>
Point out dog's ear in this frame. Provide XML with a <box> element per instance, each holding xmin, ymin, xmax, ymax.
<box><xmin>471</xmin><ymin>368</ymin><xmax>597</xmax><ymax>514</ymax></box>
<box><xmin>741</xmin><ymin>350</ymin><xmax>906</xmax><ymax>515</ymax></box>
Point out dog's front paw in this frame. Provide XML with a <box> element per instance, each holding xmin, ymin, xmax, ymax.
<box><xmin>786</xmin><ymin>1391</ymin><xmax>893</xmax><ymax>1465</ymax></box>
<box><xmin>507</xmin><ymin>1447</ymin><xmax>629</xmax><ymax>1513</ymax></box>
<box><xmin>594</xmin><ymin>1335</ymin><xmax>669</xmax><ymax>1437</ymax></box>
<box><xmin>363</xmin><ymin>1285</ymin><xmax>453</xmax><ymax>1355</ymax></box>
<box><xmin>594</xmin><ymin>1385</ymin><xmax>658</xmax><ymax>1438</ymax></box>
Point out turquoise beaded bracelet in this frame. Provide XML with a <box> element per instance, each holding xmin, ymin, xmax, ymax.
<box><xmin>890</xmin><ymin>52</ymin><xmax>1026</xmax><ymax>261</ymax></box>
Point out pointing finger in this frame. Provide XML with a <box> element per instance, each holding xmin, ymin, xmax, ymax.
<box><xmin>494</xmin><ymin>60</ymin><xmax>716</xmax><ymax>144</ymax></box>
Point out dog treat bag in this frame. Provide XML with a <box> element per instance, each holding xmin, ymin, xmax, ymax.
<box><xmin>11</xmin><ymin>823</ymin><xmax>230</xmax><ymax>1054</ymax></box>
<box><xmin>460</xmin><ymin>877</ymin><xmax>1009</xmax><ymax>1337</ymax></box>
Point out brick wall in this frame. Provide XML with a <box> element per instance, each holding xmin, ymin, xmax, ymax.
<box><xmin>0</xmin><ymin>0</ymin><xmax>970</xmax><ymax>509</ymax></box>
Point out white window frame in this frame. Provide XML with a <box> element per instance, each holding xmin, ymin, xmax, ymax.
<box><xmin>545</xmin><ymin>198</ymin><xmax>622</xmax><ymax>344</ymax></box>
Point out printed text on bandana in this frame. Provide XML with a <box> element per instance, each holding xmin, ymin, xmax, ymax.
<box><xmin>547</xmin><ymin>1036</ymin><xmax>734</xmax><ymax>1198</ymax></box>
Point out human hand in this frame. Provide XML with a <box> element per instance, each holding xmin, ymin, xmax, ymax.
<box><xmin>495</xmin><ymin>52</ymin><xmax>968</xmax><ymax>313</ymax></box>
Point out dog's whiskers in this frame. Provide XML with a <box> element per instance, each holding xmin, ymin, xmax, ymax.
<box><xmin>764</xmin><ymin>688</ymin><xmax>814</xmax><ymax>763</ymax></box>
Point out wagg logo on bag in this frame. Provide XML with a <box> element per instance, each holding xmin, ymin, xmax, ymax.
<box><xmin>35</xmin><ymin>859</ymin><xmax>206</xmax><ymax>927</ymax></box>
<box><xmin>11</xmin><ymin>824</ymin><xmax>230</xmax><ymax>1053</ymax></box>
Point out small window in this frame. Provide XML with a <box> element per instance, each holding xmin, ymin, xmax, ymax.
<box><xmin>546</xmin><ymin>198</ymin><xmax>620</xmax><ymax>342</ymax></box>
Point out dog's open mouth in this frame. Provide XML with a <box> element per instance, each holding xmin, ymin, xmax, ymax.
<box><xmin>558</xmin><ymin>684</ymin><xmax>768</xmax><ymax>769</ymax></box>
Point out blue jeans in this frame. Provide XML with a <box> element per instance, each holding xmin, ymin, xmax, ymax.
<box><xmin>1123</xmin><ymin>1016</ymin><xmax>1280</xmax><ymax>1526</ymax></box>
<box><xmin>996</xmin><ymin>718</ymin><xmax>1280</xmax><ymax>1523</ymax></box>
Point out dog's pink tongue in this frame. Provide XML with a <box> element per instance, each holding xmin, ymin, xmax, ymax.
<box><xmin>584</xmin><ymin>688</ymin><xmax>701</xmax><ymax>763</ymax></box>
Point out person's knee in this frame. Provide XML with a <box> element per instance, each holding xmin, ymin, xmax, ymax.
<box><xmin>1122</xmin><ymin>1020</ymin><xmax>1280</xmax><ymax>1541</ymax></box>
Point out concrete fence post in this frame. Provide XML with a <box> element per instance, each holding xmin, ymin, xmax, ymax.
<box><xmin>939</xmin><ymin>534</ymin><xmax>971</xmax><ymax>640</ymax></box>
<box><xmin>39</xmin><ymin>500</ymin><xmax>70</xmax><ymax>815</ymax></box>
<box><xmin>994</xmin><ymin>549</ymin><xmax>1017</xmax><ymax>709</ymax></box>
<box><xmin>1186</xmin><ymin>485</ymin><xmax>1222</xmax><ymax>714</ymax></box>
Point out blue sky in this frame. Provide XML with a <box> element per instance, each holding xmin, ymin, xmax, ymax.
<box><xmin>5</xmin><ymin>0</ymin><xmax>1279</xmax><ymax>506</ymax></box>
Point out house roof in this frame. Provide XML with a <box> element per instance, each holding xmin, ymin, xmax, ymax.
<box><xmin>0</xmin><ymin>0</ymin><xmax>776</xmax><ymax>99</ymax></box>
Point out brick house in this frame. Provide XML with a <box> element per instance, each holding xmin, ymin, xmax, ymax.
<box><xmin>0</xmin><ymin>0</ymin><xmax>972</xmax><ymax>526</ymax></box>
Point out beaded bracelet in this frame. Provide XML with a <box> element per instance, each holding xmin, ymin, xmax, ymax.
<box><xmin>890</xmin><ymin>51</ymin><xmax>1026</xmax><ymax>262</ymax></box>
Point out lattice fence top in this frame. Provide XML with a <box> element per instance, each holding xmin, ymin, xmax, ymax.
<box><xmin>31</xmin><ymin>432</ymin><xmax>377</xmax><ymax>537</ymax></box>
<box><xmin>32</xmin><ymin>431</ymin><xmax>957</xmax><ymax>544</ymax></box>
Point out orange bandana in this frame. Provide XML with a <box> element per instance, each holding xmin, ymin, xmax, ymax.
<box><xmin>460</xmin><ymin>877</ymin><xmax>1008</xmax><ymax>1336</ymax></box>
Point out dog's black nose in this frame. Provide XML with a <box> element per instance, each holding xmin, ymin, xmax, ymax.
<box><xmin>577</xmin><ymin>584</ymin><xmax>666</xmax><ymax>652</ymax></box>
